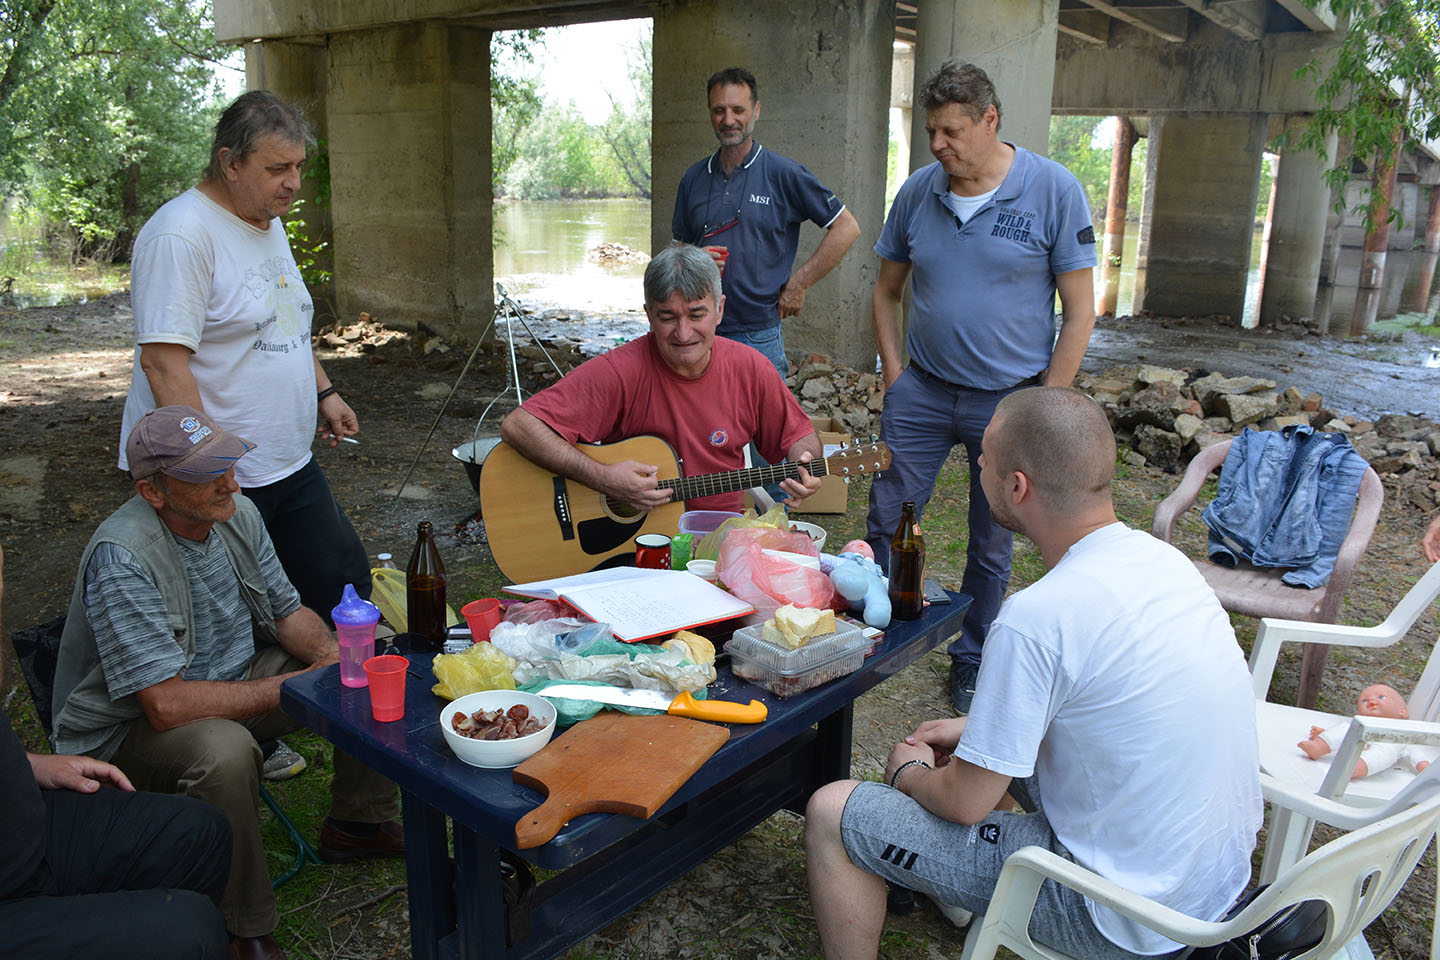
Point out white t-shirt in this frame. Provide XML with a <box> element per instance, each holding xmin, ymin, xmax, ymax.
<box><xmin>119</xmin><ymin>188</ymin><xmax>317</xmax><ymax>487</ymax></box>
<box><xmin>940</xmin><ymin>185</ymin><xmax>999</xmax><ymax>224</ymax></box>
<box><xmin>956</xmin><ymin>523</ymin><xmax>1262</xmax><ymax>956</ymax></box>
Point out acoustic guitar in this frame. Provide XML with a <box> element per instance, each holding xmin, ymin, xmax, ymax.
<box><xmin>480</xmin><ymin>436</ymin><xmax>892</xmax><ymax>583</ymax></box>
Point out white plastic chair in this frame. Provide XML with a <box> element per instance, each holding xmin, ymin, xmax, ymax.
<box><xmin>1152</xmin><ymin>436</ymin><xmax>1384</xmax><ymax>709</ymax></box>
<box><xmin>958</xmin><ymin>775</ymin><xmax>1440</xmax><ymax>960</ymax></box>
<box><xmin>1250</xmin><ymin>560</ymin><xmax>1440</xmax><ymax>882</ymax></box>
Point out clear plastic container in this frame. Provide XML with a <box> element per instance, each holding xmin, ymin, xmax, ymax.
<box><xmin>678</xmin><ymin>510</ymin><xmax>742</xmax><ymax>537</ymax></box>
<box><xmin>727</xmin><ymin>619</ymin><xmax>871</xmax><ymax>697</ymax></box>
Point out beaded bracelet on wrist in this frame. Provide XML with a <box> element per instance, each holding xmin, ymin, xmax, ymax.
<box><xmin>889</xmin><ymin>758</ymin><xmax>931</xmax><ymax>790</ymax></box>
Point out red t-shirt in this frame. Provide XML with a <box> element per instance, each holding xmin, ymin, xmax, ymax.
<box><xmin>521</xmin><ymin>335</ymin><xmax>815</xmax><ymax>511</ymax></box>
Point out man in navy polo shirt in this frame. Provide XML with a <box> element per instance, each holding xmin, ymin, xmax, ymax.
<box><xmin>672</xmin><ymin>66</ymin><xmax>860</xmax><ymax>379</ymax></box>
<box><xmin>865</xmin><ymin>61</ymin><xmax>1097</xmax><ymax>713</ymax></box>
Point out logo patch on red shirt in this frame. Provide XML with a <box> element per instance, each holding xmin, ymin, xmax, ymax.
<box><xmin>708</xmin><ymin>429</ymin><xmax>728</xmax><ymax>447</ymax></box>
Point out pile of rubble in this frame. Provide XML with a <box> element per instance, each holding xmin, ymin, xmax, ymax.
<box><xmin>1078</xmin><ymin>362</ymin><xmax>1438</xmax><ymax>484</ymax></box>
<box><xmin>586</xmin><ymin>242</ymin><xmax>650</xmax><ymax>264</ymax></box>
<box><xmin>476</xmin><ymin>329</ymin><xmax>1440</xmax><ymax>508</ymax></box>
<box><xmin>315</xmin><ymin>312</ymin><xmax>413</xmax><ymax>355</ymax></box>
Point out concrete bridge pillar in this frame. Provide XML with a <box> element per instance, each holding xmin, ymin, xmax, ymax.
<box><xmin>1097</xmin><ymin>116</ymin><xmax>1136</xmax><ymax>317</ymax></box>
<box><xmin>1258</xmin><ymin>117</ymin><xmax>1335</xmax><ymax>325</ymax></box>
<box><xmin>1136</xmin><ymin>112</ymin><xmax>1267</xmax><ymax>322</ymax></box>
<box><xmin>1425</xmin><ymin>186</ymin><xmax>1440</xmax><ymax>254</ymax></box>
<box><xmin>1360</xmin><ymin>134</ymin><xmax>1402</xmax><ymax>290</ymax></box>
<box><xmin>1136</xmin><ymin>120</ymin><xmax>1158</xmax><ymax>276</ymax></box>
<box><xmin>246</xmin><ymin>41</ymin><xmax>333</xmax><ymax>317</ymax></box>
<box><xmin>652</xmin><ymin>0</ymin><xmax>893</xmax><ymax>370</ymax></box>
<box><xmin>325</xmin><ymin>24</ymin><xmax>493</xmax><ymax>339</ymax></box>
<box><xmin>908</xmin><ymin>0</ymin><xmax>1060</xmax><ymax>166</ymax></box>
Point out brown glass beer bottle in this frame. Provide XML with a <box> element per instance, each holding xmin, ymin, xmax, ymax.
<box><xmin>406</xmin><ymin>520</ymin><xmax>448</xmax><ymax>651</ymax></box>
<box><xmin>888</xmin><ymin>500</ymin><xmax>925</xmax><ymax>620</ymax></box>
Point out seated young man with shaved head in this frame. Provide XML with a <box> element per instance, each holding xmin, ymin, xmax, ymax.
<box><xmin>805</xmin><ymin>387</ymin><xmax>1262</xmax><ymax>960</ymax></box>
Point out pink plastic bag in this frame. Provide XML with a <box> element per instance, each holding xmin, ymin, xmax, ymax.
<box><xmin>716</xmin><ymin>527</ymin><xmax>835</xmax><ymax>620</ymax></box>
<box><xmin>503</xmin><ymin>598</ymin><xmax>573</xmax><ymax>624</ymax></box>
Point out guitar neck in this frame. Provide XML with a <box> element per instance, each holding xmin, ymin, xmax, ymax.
<box><xmin>657</xmin><ymin>457</ymin><xmax>831</xmax><ymax>503</ymax></box>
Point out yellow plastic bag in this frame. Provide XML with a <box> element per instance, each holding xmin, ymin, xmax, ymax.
<box><xmin>369</xmin><ymin>567</ymin><xmax>460</xmax><ymax>633</ymax></box>
<box><xmin>696</xmin><ymin>504</ymin><xmax>791</xmax><ymax>560</ymax></box>
<box><xmin>431</xmin><ymin>642</ymin><xmax>518</xmax><ymax>699</ymax></box>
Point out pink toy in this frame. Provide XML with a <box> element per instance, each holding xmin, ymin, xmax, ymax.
<box><xmin>840</xmin><ymin>539</ymin><xmax>874</xmax><ymax>561</ymax></box>
<box><xmin>1297</xmin><ymin>684</ymin><xmax>1431</xmax><ymax>778</ymax></box>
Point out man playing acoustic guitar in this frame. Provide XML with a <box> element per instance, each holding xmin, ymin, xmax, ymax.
<box><xmin>499</xmin><ymin>242</ymin><xmax>823</xmax><ymax>515</ymax></box>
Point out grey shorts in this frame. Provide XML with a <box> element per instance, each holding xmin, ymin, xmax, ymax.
<box><xmin>840</xmin><ymin>778</ymin><xmax>1176</xmax><ymax>960</ymax></box>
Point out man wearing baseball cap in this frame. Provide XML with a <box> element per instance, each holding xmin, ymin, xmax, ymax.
<box><xmin>52</xmin><ymin>406</ymin><xmax>401</xmax><ymax>960</ymax></box>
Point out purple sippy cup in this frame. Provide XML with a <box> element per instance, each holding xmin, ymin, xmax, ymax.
<box><xmin>332</xmin><ymin>584</ymin><xmax>381</xmax><ymax>688</ymax></box>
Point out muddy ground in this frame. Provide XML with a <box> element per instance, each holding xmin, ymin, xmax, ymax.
<box><xmin>1</xmin><ymin>293</ymin><xmax>1438</xmax><ymax>959</ymax></box>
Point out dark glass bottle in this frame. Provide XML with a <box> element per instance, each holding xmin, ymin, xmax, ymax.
<box><xmin>888</xmin><ymin>501</ymin><xmax>925</xmax><ymax>621</ymax></box>
<box><xmin>406</xmin><ymin>521</ymin><xmax>447</xmax><ymax>651</ymax></box>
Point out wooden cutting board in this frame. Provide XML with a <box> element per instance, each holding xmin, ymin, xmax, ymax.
<box><xmin>511</xmin><ymin>712</ymin><xmax>730</xmax><ymax>848</ymax></box>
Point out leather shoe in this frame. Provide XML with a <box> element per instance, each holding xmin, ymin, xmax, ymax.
<box><xmin>229</xmin><ymin>933</ymin><xmax>287</xmax><ymax>960</ymax></box>
<box><xmin>317</xmin><ymin>818</ymin><xmax>405</xmax><ymax>863</ymax></box>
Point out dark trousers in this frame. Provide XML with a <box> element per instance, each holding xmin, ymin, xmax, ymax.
<box><xmin>866</xmin><ymin>366</ymin><xmax>1037</xmax><ymax>664</ymax></box>
<box><xmin>0</xmin><ymin>787</ymin><xmax>230</xmax><ymax>959</ymax></box>
<box><xmin>243</xmin><ymin>456</ymin><xmax>372</xmax><ymax>623</ymax></box>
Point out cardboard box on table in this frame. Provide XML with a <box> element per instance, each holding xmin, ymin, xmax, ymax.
<box><xmin>801</xmin><ymin>416</ymin><xmax>851</xmax><ymax>514</ymax></box>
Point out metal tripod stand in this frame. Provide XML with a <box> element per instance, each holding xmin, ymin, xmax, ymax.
<box><xmin>395</xmin><ymin>283</ymin><xmax>565</xmax><ymax>497</ymax></box>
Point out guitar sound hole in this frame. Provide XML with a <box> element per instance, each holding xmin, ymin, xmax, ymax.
<box><xmin>608</xmin><ymin>499</ymin><xmax>642</xmax><ymax>520</ymax></box>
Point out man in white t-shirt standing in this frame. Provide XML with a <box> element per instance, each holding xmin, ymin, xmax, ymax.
<box><xmin>805</xmin><ymin>387</ymin><xmax>1262</xmax><ymax>960</ymax></box>
<box><xmin>118</xmin><ymin>91</ymin><xmax>369</xmax><ymax>623</ymax></box>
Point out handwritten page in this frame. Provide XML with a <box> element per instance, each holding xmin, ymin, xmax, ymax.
<box><xmin>506</xmin><ymin>568</ymin><xmax>752</xmax><ymax>642</ymax></box>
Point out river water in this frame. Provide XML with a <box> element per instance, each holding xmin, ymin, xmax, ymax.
<box><xmin>495</xmin><ymin>198</ymin><xmax>1438</xmax><ymax>332</ymax></box>
<box><xmin>492</xmin><ymin>198</ymin><xmax>1438</xmax><ymax>417</ymax></box>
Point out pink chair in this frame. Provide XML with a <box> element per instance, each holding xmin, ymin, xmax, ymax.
<box><xmin>1151</xmin><ymin>437</ymin><xmax>1384</xmax><ymax>709</ymax></box>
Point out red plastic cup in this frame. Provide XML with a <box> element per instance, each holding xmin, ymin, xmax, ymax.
<box><xmin>635</xmin><ymin>534</ymin><xmax>672</xmax><ymax>570</ymax></box>
<box><xmin>363</xmin><ymin>655</ymin><xmax>409</xmax><ymax>722</ymax></box>
<box><xmin>461</xmin><ymin>598</ymin><xmax>502</xmax><ymax>642</ymax></box>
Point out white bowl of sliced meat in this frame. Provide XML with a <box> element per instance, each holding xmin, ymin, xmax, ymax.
<box><xmin>440</xmin><ymin>690</ymin><xmax>558</xmax><ymax>768</ymax></box>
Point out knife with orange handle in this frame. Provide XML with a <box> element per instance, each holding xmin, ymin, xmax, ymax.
<box><xmin>537</xmin><ymin>683</ymin><xmax>767</xmax><ymax>723</ymax></box>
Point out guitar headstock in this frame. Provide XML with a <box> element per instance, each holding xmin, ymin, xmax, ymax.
<box><xmin>827</xmin><ymin>439</ymin><xmax>891</xmax><ymax>482</ymax></box>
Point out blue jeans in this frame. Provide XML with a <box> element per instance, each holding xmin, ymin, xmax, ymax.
<box><xmin>242</xmin><ymin>457</ymin><xmax>372</xmax><ymax>623</ymax></box>
<box><xmin>720</xmin><ymin>325</ymin><xmax>788</xmax><ymax>380</ymax></box>
<box><xmin>866</xmin><ymin>366</ymin><xmax>1036</xmax><ymax>665</ymax></box>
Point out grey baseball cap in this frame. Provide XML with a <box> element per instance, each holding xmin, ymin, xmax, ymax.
<box><xmin>126</xmin><ymin>405</ymin><xmax>255</xmax><ymax>482</ymax></box>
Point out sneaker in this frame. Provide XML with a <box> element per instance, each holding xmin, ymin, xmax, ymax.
<box><xmin>928</xmin><ymin>895</ymin><xmax>975</xmax><ymax>929</ymax></box>
<box><xmin>949</xmin><ymin>660</ymin><xmax>979</xmax><ymax>714</ymax></box>
<box><xmin>262</xmin><ymin>740</ymin><xmax>307</xmax><ymax>782</ymax></box>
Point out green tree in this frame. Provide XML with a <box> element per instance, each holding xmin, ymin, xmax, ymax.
<box><xmin>1048</xmin><ymin>115</ymin><xmax>1111</xmax><ymax>215</ymax></box>
<box><xmin>503</xmin><ymin>101</ymin><xmax>626</xmax><ymax>199</ymax></box>
<box><xmin>597</xmin><ymin>32</ymin><xmax>651</xmax><ymax>198</ymax></box>
<box><xmin>1</xmin><ymin>0</ymin><xmax>230</xmax><ymax>260</ymax></box>
<box><xmin>491</xmin><ymin>29</ymin><xmax>543</xmax><ymax>194</ymax></box>
<box><xmin>1296</xmin><ymin>0</ymin><xmax>1440</xmax><ymax>222</ymax></box>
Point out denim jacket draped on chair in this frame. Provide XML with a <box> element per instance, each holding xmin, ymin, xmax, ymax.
<box><xmin>1201</xmin><ymin>424</ymin><xmax>1370</xmax><ymax>588</ymax></box>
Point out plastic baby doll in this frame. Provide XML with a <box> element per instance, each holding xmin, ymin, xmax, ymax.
<box><xmin>1297</xmin><ymin>684</ymin><xmax>1431</xmax><ymax>778</ymax></box>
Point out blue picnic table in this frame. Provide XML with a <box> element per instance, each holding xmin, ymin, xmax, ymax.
<box><xmin>281</xmin><ymin>593</ymin><xmax>970</xmax><ymax>959</ymax></box>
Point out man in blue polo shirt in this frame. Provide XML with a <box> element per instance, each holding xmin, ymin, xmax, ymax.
<box><xmin>672</xmin><ymin>66</ymin><xmax>861</xmax><ymax>379</ymax></box>
<box><xmin>866</xmin><ymin>61</ymin><xmax>1097</xmax><ymax>713</ymax></box>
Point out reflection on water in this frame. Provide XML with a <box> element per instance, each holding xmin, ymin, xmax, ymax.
<box><xmin>1313</xmin><ymin>246</ymin><xmax>1440</xmax><ymax>338</ymax></box>
<box><xmin>0</xmin><ymin>288</ymin><xmax>110</xmax><ymax>309</ymax></box>
<box><xmin>494</xmin><ymin>198</ymin><xmax>652</xmax><ymax>312</ymax></box>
